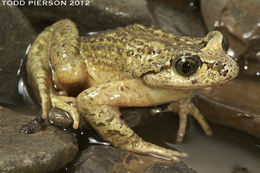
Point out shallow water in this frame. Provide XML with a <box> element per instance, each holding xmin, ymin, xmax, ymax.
<box><xmin>134</xmin><ymin>113</ymin><xmax>260</xmax><ymax>173</ymax></box>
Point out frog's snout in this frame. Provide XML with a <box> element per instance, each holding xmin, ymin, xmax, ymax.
<box><xmin>218</xmin><ymin>57</ymin><xmax>239</xmax><ymax>80</ymax></box>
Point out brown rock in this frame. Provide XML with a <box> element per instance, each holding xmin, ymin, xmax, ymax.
<box><xmin>201</xmin><ymin>0</ymin><xmax>260</xmax><ymax>58</ymax></box>
<box><xmin>195</xmin><ymin>79</ymin><xmax>260</xmax><ymax>138</ymax></box>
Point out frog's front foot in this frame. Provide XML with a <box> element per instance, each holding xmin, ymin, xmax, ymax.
<box><xmin>167</xmin><ymin>98</ymin><xmax>212</xmax><ymax>143</ymax></box>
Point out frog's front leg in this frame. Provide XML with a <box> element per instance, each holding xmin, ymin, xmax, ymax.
<box><xmin>27</xmin><ymin>19</ymin><xmax>85</xmax><ymax>128</ymax></box>
<box><xmin>166</xmin><ymin>98</ymin><xmax>212</xmax><ymax>143</ymax></box>
<box><xmin>76</xmin><ymin>79</ymin><xmax>188</xmax><ymax>161</ymax></box>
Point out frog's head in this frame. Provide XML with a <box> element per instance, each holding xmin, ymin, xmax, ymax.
<box><xmin>142</xmin><ymin>31</ymin><xmax>239</xmax><ymax>89</ymax></box>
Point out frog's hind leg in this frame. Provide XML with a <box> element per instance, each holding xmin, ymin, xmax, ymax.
<box><xmin>27</xmin><ymin>19</ymin><xmax>85</xmax><ymax>127</ymax></box>
<box><xmin>27</xmin><ymin>22</ymin><xmax>54</xmax><ymax>119</ymax></box>
<box><xmin>49</xmin><ymin>19</ymin><xmax>88</xmax><ymax>93</ymax></box>
<box><xmin>76</xmin><ymin>79</ymin><xmax>188</xmax><ymax>161</ymax></box>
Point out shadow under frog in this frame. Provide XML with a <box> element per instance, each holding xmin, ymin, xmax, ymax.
<box><xmin>26</xmin><ymin>19</ymin><xmax>239</xmax><ymax>161</ymax></box>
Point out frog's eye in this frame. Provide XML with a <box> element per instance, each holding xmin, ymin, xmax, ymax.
<box><xmin>174</xmin><ymin>55</ymin><xmax>202</xmax><ymax>76</ymax></box>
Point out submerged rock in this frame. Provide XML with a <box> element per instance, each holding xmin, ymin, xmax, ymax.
<box><xmin>73</xmin><ymin>145</ymin><xmax>198</xmax><ymax>173</ymax></box>
<box><xmin>0</xmin><ymin>106</ymin><xmax>78</xmax><ymax>173</ymax></box>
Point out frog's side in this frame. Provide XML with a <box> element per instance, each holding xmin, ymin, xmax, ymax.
<box><xmin>27</xmin><ymin>19</ymin><xmax>239</xmax><ymax>161</ymax></box>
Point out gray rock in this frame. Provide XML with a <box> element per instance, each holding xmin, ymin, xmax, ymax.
<box><xmin>73</xmin><ymin>145</ymin><xmax>198</xmax><ymax>173</ymax></box>
<box><xmin>200</xmin><ymin>0</ymin><xmax>227</xmax><ymax>31</ymax></box>
<box><xmin>148</xmin><ymin>1</ymin><xmax>207</xmax><ymax>37</ymax></box>
<box><xmin>0</xmin><ymin>106</ymin><xmax>78</xmax><ymax>173</ymax></box>
<box><xmin>20</xmin><ymin>0</ymin><xmax>154</xmax><ymax>34</ymax></box>
<box><xmin>0</xmin><ymin>2</ymin><xmax>36</xmax><ymax>105</ymax></box>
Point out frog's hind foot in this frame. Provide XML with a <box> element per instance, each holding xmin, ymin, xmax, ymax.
<box><xmin>168</xmin><ymin>98</ymin><xmax>212</xmax><ymax>143</ymax></box>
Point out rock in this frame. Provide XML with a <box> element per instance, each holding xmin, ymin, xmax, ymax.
<box><xmin>148</xmin><ymin>0</ymin><xmax>207</xmax><ymax>37</ymax></box>
<box><xmin>194</xmin><ymin>79</ymin><xmax>260</xmax><ymax>138</ymax></box>
<box><xmin>158</xmin><ymin>0</ymin><xmax>200</xmax><ymax>11</ymax></box>
<box><xmin>231</xmin><ymin>167</ymin><xmax>250</xmax><ymax>173</ymax></box>
<box><xmin>200</xmin><ymin>0</ymin><xmax>260</xmax><ymax>58</ymax></box>
<box><xmin>73</xmin><ymin>145</ymin><xmax>198</xmax><ymax>173</ymax></box>
<box><xmin>0</xmin><ymin>106</ymin><xmax>78</xmax><ymax>173</ymax></box>
<box><xmin>237</xmin><ymin>41</ymin><xmax>260</xmax><ymax>78</ymax></box>
<box><xmin>199</xmin><ymin>0</ymin><xmax>260</xmax><ymax>139</ymax></box>
<box><xmin>20</xmin><ymin>0</ymin><xmax>207</xmax><ymax>38</ymax></box>
<box><xmin>200</xmin><ymin>0</ymin><xmax>227</xmax><ymax>32</ymax></box>
<box><xmin>19</xmin><ymin>0</ymin><xmax>154</xmax><ymax>34</ymax></box>
<box><xmin>0</xmin><ymin>2</ymin><xmax>36</xmax><ymax>105</ymax></box>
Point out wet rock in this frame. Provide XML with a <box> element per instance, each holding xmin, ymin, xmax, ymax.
<box><xmin>237</xmin><ymin>44</ymin><xmax>260</xmax><ymax>78</ymax></box>
<box><xmin>20</xmin><ymin>0</ymin><xmax>154</xmax><ymax>34</ymax></box>
<box><xmin>73</xmin><ymin>145</ymin><xmax>198</xmax><ymax>173</ymax></box>
<box><xmin>0</xmin><ymin>106</ymin><xmax>78</xmax><ymax>173</ymax></box>
<box><xmin>200</xmin><ymin>0</ymin><xmax>260</xmax><ymax>58</ymax></box>
<box><xmin>194</xmin><ymin>79</ymin><xmax>260</xmax><ymax>138</ymax></box>
<box><xmin>158</xmin><ymin>0</ymin><xmax>200</xmax><ymax>11</ymax></box>
<box><xmin>200</xmin><ymin>0</ymin><xmax>227</xmax><ymax>31</ymax></box>
<box><xmin>147</xmin><ymin>0</ymin><xmax>207</xmax><ymax>37</ymax></box>
<box><xmin>0</xmin><ymin>3</ymin><xmax>36</xmax><ymax>105</ymax></box>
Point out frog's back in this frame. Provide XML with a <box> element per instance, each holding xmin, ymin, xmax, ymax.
<box><xmin>81</xmin><ymin>24</ymin><xmax>206</xmax><ymax>85</ymax></box>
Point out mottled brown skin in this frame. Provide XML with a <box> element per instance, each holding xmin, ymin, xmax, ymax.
<box><xmin>27</xmin><ymin>19</ymin><xmax>239</xmax><ymax>161</ymax></box>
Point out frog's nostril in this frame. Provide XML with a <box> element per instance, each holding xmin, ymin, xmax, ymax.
<box><xmin>214</xmin><ymin>62</ymin><xmax>219</xmax><ymax>67</ymax></box>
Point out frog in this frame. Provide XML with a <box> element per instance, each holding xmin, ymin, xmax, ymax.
<box><xmin>26</xmin><ymin>19</ymin><xmax>239</xmax><ymax>161</ymax></box>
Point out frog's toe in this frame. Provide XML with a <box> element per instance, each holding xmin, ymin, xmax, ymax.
<box><xmin>168</xmin><ymin>98</ymin><xmax>212</xmax><ymax>143</ymax></box>
<box><xmin>39</xmin><ymin>91</ymin><xmax>51</xmax><ymax>119</ymax></box>
<box><xmin>127</xmin><ymin>138</ymin><xmax>188</xmax><ymax>162</ymax></box>
<box><xmin>51</xmin><ymin>95</ymin><xmax>80</xmax><ymax>129</ymax></box>
<box><xmin>176</xmin><ymin>109</ymin><xmax>188</xmax><ymax>143</ymax></box>
<box><xmin>189</xmin><ymin>102</ymin><xmax>212</xmax><ymax>136</ymax></box>
<box><xmin>177</xmin><ymin>100</ymin><xmax>212</xmax><ymax>143</ymax></box>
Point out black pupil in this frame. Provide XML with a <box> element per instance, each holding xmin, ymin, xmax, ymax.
<box><xmin>182</xmin><ymin>61</ymin><xmax>193</xmax><ymax>74</ymax></box>
<box><xmin>175</xmin><ymin>55</ymin><xmax>200</xmax><ymax>76</ymax></box>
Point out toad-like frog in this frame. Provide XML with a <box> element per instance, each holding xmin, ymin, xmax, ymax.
<box><xmin>27</xmin><ymin>19</ymin><xmax>239</xmax><ymax>161</ymax></box>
